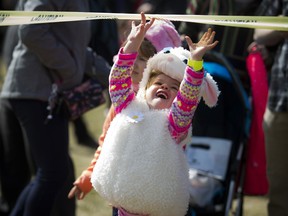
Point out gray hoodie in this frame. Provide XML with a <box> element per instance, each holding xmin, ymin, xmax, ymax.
<box><xmin>1</xmin><ymin>0</ymin><xmax>91</xmax><ymax>101</ymax></box>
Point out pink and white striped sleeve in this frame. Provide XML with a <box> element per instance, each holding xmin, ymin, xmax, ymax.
<box><xmin>109</xmin><ymin>48</ymin><xmax>138</xmax><ymax>114</ymax></box>
<box><xmin>168</xmin><ymin>66</ymin><xmax>204</xmax><ymax>143</ymax></box>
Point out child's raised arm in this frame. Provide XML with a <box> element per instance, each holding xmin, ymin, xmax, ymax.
<box><xmin>123</xmin><ymin>12</ymin><xmax>155</xmax><ymax>54</ymax></box>
<box><xmin>185</xmin><ymin>28</ymin><xmax>220</xmax><ymax>108</ymax></box>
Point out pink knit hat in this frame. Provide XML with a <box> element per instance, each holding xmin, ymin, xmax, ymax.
<box><xmin>145</xmin><ymin>20</ymin><xmax>181</xmax><ymax>52</ymax></box>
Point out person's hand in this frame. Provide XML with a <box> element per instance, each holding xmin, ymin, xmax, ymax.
<box><xmin>68</xmin><ymin>185</ymin><xmax>87</xmax><ymax>200</ymax></box>
<box><xmin>68</xmin><ymin>173</ymin><xmax>93</xmax><ymax>200</ymax></box>
<box><xmin>185</xmin><ymin>28</ymin><xmax>219</xmax><ymax>61</ymax></box>
<box><xmin>247</xmin><ymin>42</ymin><xmax>269</xmax><ymax>59</ymax></box>
<box><xmin>247</xmin><ymin>41</ymin><xmax>273</xmax><ymax>66</ymax></box>
<box><xmin>123</xmin><ymin>12</ymin><xmax>155</xmax><ymax>54</ymax></box>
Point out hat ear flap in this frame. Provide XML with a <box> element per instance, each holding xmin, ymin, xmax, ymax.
<box><xmin>200</xmin><ymin>73</ymin><xmax>220</xmax><ymax>107</ymax></box>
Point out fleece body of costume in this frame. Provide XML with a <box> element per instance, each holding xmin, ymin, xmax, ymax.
<box><xmin>91</xmin><ymin>99</ymin><xmax>191</xmax><ymax>216</ymax></box>
<box><xmin>91</xmin><ymin>47</ymin><xmax>219</xmax><ymax>216</ymax></box>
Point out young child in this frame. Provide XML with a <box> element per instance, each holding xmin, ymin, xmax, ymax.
<box><xmin>68</xmin><ymin>17</ymin><xmax>182</xmax><ymax>201</ymax></box>
<box><xmin>91</xmin><ymin>13</ymin><xmax>219</xmax><ymax>216</ymax></box>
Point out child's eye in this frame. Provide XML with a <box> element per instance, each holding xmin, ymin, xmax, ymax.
<box><xmin>154</xmin><ymin>81</ymin><xmax>162</xmax><ymax>85</ymax></box>
<box><xmin>171</xmin><ymin>86</ymin><xmax>179</xmax><ymax>91</ymax></box>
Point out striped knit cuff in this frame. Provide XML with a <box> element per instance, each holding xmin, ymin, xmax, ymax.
<box><xmin>118</xmin><ymin>47</ymin><xmax>138</xmax><ymax>60</ymax></box>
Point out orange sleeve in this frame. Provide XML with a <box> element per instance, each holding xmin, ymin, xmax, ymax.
<box><xmin>73</xmin><ymin>105</ymin><xmax>117</xmax><ymax>193</ymax></box>
<box><xmin>98</xmin><ymin>105</ymin><xmax>117</xmax><ymax>146</ymax></box>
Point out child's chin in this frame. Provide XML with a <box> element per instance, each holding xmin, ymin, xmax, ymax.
<box><xmin>149</xmin><ymin>99</ymin><xmax>170</xmax><ymax>110</ymax></box>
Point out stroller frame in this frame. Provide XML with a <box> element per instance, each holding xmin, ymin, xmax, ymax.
<box><xmin>187</xmin><ymin>51</ymin><xmax>251</xmax><ymax>216</ymax></box>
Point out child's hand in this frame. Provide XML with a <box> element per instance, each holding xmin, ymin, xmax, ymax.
<box><xmin>123</xmin><ymin>12</ymin><xmax>155</xmax><ymax>54</ymax></box>
<box><xmin>68</xmin><ymin>185</ymin><xmax>87</xmax><ymax>200</ymax></box>
<box><xmin>68</xmin><ymin>172</ymin><xmax>93</xmax><ymax>200</ymax></box>
<box><xmin>185</xmin><ymin>28</ymin><xmax>219</xmax><ymax>61</ymax></box>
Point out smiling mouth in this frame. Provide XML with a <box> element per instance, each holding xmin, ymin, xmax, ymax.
<box><xmin>156</xmin><ymin>92</ymin><xmax>168</xmax><ymax>99</ymax></box>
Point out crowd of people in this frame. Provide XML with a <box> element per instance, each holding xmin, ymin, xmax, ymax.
<box><xmin>0</xmin><ymin>0</ymin><xmax>287</xmax><ymax>216</ymax></box>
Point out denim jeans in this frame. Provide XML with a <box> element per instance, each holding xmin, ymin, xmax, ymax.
<box><xmin>0</xmin><ymin>99</ymin><xmax>75</xmax><ymax>216</ymax></box>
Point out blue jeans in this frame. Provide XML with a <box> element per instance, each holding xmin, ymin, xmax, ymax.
<box><xmin>0</xmin><ymin>99</ymin><xmax>75</xmax><ymax>216</ymax></box>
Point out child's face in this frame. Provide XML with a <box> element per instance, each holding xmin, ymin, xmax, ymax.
<box><xmin>145</xmin><ymin>73</ymin><xmax>180</xmax><ymax>110</ymax></box>
<box><xmin>131</xmin><ymin>54</ymin><xmax>148</xmax><ymax>84</ymax></box>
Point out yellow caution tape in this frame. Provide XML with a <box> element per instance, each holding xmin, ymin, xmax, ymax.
<box><xmin>0</xmin><ymin>11</ymin><xmax>287</xmax><ymax>31</ymax></box>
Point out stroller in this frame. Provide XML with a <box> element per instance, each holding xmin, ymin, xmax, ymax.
<box><xmin>185</xmin><ymin>51</ymin><xmax>251</xmax><ymax>216</ymax></box>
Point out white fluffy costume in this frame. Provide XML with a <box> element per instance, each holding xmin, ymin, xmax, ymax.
<box><xmin>91</xmin><ymin>47</ymin><xmax>219</xmax><ymax>216</ymax></box>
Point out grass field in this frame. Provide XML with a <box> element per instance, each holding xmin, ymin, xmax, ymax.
<box><xmin>0</xmin><ymin>58</ymin><xmax>268</xmax><ymax>216</ymax></box>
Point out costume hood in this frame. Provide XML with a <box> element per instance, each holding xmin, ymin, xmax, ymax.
<box><xmin>137</xmin><ymin>47</ymin><xmax>220</xmax><ymax>107</ymax></box>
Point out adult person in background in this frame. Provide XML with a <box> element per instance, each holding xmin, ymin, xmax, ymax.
<box><xmin>0</xmin><ymin>10</ymin><xmax>95</xmax><ymax>216</ymax></box>
<box><xmin>248</xmin><ymin>0</ymin><xmax>288</xmax><ymax>215</ymax></box>
<box><xmin>0</xmin><ymin>0</ymin><xmax>91</xmax><ymax>215</ymax></box>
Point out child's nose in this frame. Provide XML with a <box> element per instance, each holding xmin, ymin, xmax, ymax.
<box><xmin>161</xmin><ymin>84</ymin><xmax>169</xmax><ymax>90</ymax></box>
